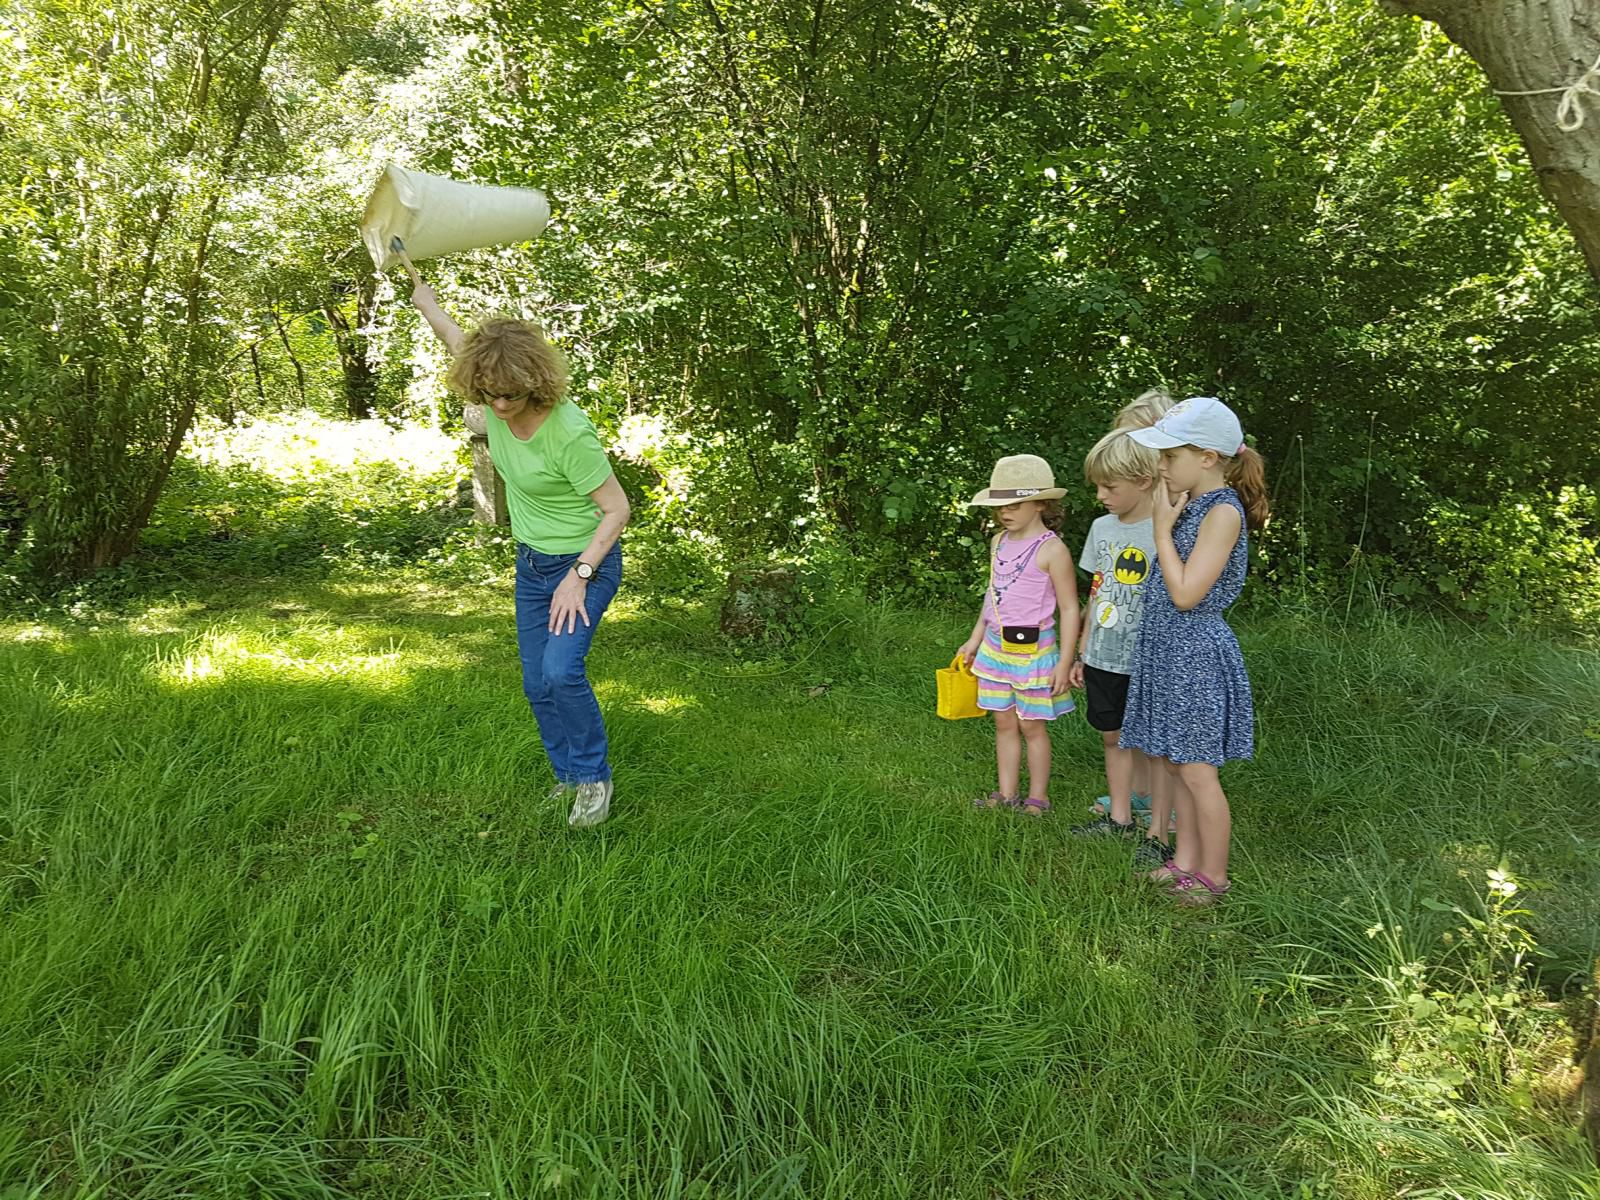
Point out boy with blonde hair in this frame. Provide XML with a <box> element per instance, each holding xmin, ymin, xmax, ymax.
<box><xmin>1068</xmin><ymin>426</ymin><xmax>1173</xmax><ymax>866</ymax></box>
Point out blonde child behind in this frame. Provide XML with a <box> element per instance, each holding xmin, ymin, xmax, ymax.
<box><xmin>1067</xmin><ymin>429</ymin><xmax>1172</xmax><ymax>867</ymax></box>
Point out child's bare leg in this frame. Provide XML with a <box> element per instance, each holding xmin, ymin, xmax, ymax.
<box><xmin>1177</xmin><ymin>762</ymin><xmax>1231</xmax><ymax>887</ymax></box>
<box><xmin>1021</xmin><ymin>718</ymin><xmax>1051</xmax><ymax>807</ymax></box>
<box><xmin>1131</xmin><ymin>752</ymin><xmax>1151</xmax><ymax>804</ymax></box>
<box><xmin>1145</xmin><ymin>753</ymin><xmax>1173</xmax><ymax>845</ymax></box>
<box><xmin>994</xmin><ymin>709</ymin><xmax>1021</xmax><ymax>799</ymax></box>
<box><xmin>1103</xmin><ymin>730</ymin><xmax>1134</xmax><ymax>824</ymax></box>
<box><xmin>1165</xmin><ymin>759</ymin><xmax>1199</xmax><ymax>874</ymax></box>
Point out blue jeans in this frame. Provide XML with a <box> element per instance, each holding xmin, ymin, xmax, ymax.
<box><xmin>513</xmin><ymin>541</ymin><xmax>623</xmax><ymax>785</ymax></box>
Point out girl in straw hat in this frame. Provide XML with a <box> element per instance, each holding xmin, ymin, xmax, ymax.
<box><xmin>956</xmin><ymin>455</ymin><xmax>1081</xmax><ymax>814</ymax></box>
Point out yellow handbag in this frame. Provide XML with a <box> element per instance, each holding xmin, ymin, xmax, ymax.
<box><xmin>936</xmin><ymin>653</ymin><xmax>984</xmax><ymax>720</ymax></box>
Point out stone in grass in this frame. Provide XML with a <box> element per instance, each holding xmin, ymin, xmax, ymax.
<box><xmin>719</xmin><ymin>563</ymin><xmax>802</xmax><ymax>642</ymax></box>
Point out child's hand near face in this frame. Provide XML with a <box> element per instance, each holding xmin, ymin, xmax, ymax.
<box><xmin>1153</xmin><ymin>479</ymin><xmax>1188</xmax><ymax>535</ymax></box>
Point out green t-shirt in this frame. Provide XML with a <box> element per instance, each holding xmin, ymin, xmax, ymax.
<box><xmin>485</xmin><ymin>401</ymin><xmax>614</xmax><ymax>553</ymax></box>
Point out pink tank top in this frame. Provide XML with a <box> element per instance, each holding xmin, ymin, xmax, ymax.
<box><xmin>982</xmin><ymin>530</ymin><xmax>1058</xmax><ymax>629</ymax></box>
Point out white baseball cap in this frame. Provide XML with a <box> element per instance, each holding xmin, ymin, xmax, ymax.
<box><xmin>1125</xmin><ymin>396</ymin><xmax>1245</xmax><ymax>457</ymax></box>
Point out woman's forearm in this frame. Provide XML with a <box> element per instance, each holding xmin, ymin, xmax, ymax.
<box><xmin>577</xmin><ymin>507</ymin><xmax>629</xmax><ymax>569</ymax></box>
<box><xmin>411</xmin><ymin>283</ymin><xmax>466</xmax><ymax>356</ymax></box>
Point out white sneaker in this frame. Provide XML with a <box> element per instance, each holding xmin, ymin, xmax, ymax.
<box><xmin>568</xmin><ymin>780</ymin><xmax>613</xmax><ymax>829</ymax></box>
<box><xmin>547</xmin><ymin>782</ymin><xmax>573</xmax><ymax>804</ymax></box>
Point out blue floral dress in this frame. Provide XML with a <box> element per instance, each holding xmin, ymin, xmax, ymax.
<box><xmin>1119</xmin><ymin>488</ymin><xmax>1253</xmax><ymax>767</ymax></box>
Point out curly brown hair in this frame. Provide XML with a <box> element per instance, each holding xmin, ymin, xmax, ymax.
<box><xmin>446</xmin><ymin>318</ymin><xmax>569</xmax><ymax>410</ymax></box>
<box><xmin>1223</xmin><ymin>445</ymin><xmax>1271</xmax><ymax>531</ymax></box>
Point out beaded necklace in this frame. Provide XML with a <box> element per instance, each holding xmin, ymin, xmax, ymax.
<box><xmin>989</xmin><ymin>530</ymin><xmax>1052</xmax><ymax>612</ymax></box>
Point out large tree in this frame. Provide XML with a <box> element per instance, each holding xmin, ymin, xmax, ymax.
<box><xmin>1382</xmin><ymin>0</ymin><xmax>1600</xmax><ymax>285</ymax></box>
<box><xmin>0</xmin><ymin>0</ymin><xmax>436</xmax><ymax>576</ymax></box>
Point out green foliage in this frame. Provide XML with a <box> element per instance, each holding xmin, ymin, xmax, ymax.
<box><xmin>6</xmin><ymin>0</ymin><xmax>1598</xmax><ymax>622</ymax></box>
<box><xmin>0</xmin><ymin>0</ymin><xmax>308</xmax><ymax>576</ymax></box>
<box><xmin>1375</xmin><ymin>486</ymin><xmax>1600</xmax><ymax>626</ymax></box>
<box><xmin>421</xmin><ymin>0</ymin><xmax>1599</xmax><ymax>621</ymax></box>
<box><xmin>151</xmin><ymin>413</ymin><xmax>467</xmax><ymax>567</ymax></box>
<box><xmin>0</xmin><ymin>413</ymin><xmax>468</xmax><ymax>610</ymax></box>
<box><xmin>0</xmin><ymin>0</ymin><xmax>453</xmax><ymax>582</ymax></box>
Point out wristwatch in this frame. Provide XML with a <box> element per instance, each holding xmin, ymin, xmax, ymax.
<box><xmin>574</xmin><ymin>560</ymin><xmax>595</xmax><ymax>581</ymax></box>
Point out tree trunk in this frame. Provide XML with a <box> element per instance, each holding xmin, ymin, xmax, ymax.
<box><xmin>246</xmin><ymin>343</ymin><xmax>265</xmax><ymax>416</ymax></box>
<box><xmin>323</xmin><ymin>275</ymin><xmax>379</xmax><ymax>419</ymax></box>
<box><xmin>1380</xmin><ymin>0</ymin><xmax>1600</xmax><ymax>285</ymax></box>
<box><xmin>273</xmin><ymin>307</ymin><xmax>308</xmax><ymax>405</ymax></box>
<box><xmin>104</xmin><ymin>3</ymin><xmax>296</xmax><ymax>572</ymax></box>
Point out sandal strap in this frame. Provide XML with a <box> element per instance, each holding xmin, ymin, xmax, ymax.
<box><xmin>1168</xmin><ymin>870</ymin><xmax>1230</xmax><ymax>895</ymax></box>
<box><xmin>974</xmin><ymin>791</ymin><xmax>1021</xmax><ymax>809</ymax></box>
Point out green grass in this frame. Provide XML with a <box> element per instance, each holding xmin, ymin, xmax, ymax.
<box><xmin>3</xmin><ymin>572</ymin><xmax>1598</xmax><ymax>1199</ymax></box>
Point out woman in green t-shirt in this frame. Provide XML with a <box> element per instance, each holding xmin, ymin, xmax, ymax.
<box><xmin>412</xmin><ymin>276</ymin><xmax>631</xmax><ymax>829</ymax></box>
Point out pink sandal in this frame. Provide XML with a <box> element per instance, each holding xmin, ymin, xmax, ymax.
<box><xmin>1167</xmin><ymin>870</ymin><xmax>1231</xmax><ymax>906</ymax></box>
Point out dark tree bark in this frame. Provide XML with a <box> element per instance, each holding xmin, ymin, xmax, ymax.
<box><xmin>273</xmin><ymin>307</ymin><xmax>308</xmax><ymax>405</ymax></box>
<box><xmin>1381</xmin><ymin>0</ymin><xmax>1600</xmax><ymax>285</ymax></box>
<box><xmin>247</xmin><ymin>343</ymin><xmax>266</xmax><ymax>416</ymax></box>
<box><xmin>323</xmin><ymin>274</ymin><xmax>379</xmax><ymax>420</ymax></box>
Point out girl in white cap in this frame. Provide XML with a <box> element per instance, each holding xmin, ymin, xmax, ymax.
<box><xmin>956</xmin><ymin>455</ymin><xmax>1081</xmax><ymax>814</ymax></box>
<box><xmin>1119</xmin><ymin>397</ymin><xmax>1269</xmax><ymax>905</ymax></box>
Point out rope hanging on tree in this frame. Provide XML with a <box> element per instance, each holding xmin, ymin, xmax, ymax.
<box><xmin>1494</xmin><ymin>52</ymin><xmax>1600</xmax><ymax>132</ymax></box>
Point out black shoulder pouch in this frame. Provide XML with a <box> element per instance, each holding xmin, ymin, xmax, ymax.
<box><xmin>1000</xmin><ymin>625</ymin><xmax>1041</xmax><ymax>651</ymax></box>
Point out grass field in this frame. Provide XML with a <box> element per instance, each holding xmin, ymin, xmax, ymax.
<box><xmin>4</xmin><ymin>569</ymin><xmax>1598</xmax><ymax>1198</ymax></box>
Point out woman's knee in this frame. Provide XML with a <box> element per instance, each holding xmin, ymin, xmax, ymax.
<box><xmin>542</xmin><ymin>656</ymin><xmax>590</xmax><ymax>694</ymax></box>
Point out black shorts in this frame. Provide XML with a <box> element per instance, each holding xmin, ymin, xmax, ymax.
<box><xmin>1082</xmin><ymin>663</ymin><xmax>1131</xmax><ymax>732</ymax></box>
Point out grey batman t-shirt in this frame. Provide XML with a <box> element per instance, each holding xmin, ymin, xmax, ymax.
<box><xmin>1078</xmin><ymin>513</ymin><xmax>1158</xmax><ymax>676</ymax></box>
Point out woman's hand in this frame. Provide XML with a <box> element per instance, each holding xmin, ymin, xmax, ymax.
<box><xmin>957</xmin><ymin>636</ymin><xmax>982</xmax><ymax>667</ymax></box>
<box><xmin>549</xmin><ymin>571</ymin><xmax>591</xmax><ymax>635</ymax></box>
<box><xmin>411</xmin><ymin>280</ymin><xmax>439</xmax><ymax>309</ymax></box>
<box><xmin>1050</xmin><ymin>658</ymin><xmax>1072</xmax><ymax>697</ymax></box>
<box><xmin>1153</xmin><ymin>478</ymin><xmax>1188</xmax><ymax>536</ymax></box>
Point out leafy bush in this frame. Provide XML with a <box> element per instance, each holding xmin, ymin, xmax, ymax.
<box><xmin>135</xmin><ymin>413</ymin><xmax>469</xmax><ymax>581</ymax></box>
<box><xmin>1393</xmin><ymin>488</ymin><xmax>1599</xmax><ymax>629</ymax></box>
<box><xmin>449</xmin><ymin>0</ymin><xmax>1600</xmax><ymax>624</ymax></box>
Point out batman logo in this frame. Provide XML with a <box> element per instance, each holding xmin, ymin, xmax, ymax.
<box><xmin>1113</xmin><ymin>546</ymin><xmax>1149</xmax><ymax>585</ymax></box>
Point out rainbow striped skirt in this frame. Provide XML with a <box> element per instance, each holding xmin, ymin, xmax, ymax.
<box><xmin>972</xmin><ymin>623</ymin><xmax>1075</xmax><ymax>722</ymax></box>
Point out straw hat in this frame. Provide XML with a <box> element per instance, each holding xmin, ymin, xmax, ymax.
<box><xmin>967</xmin><ymin>454</ymin><xmax>1067</xmax><ymax>506</ymax></box>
